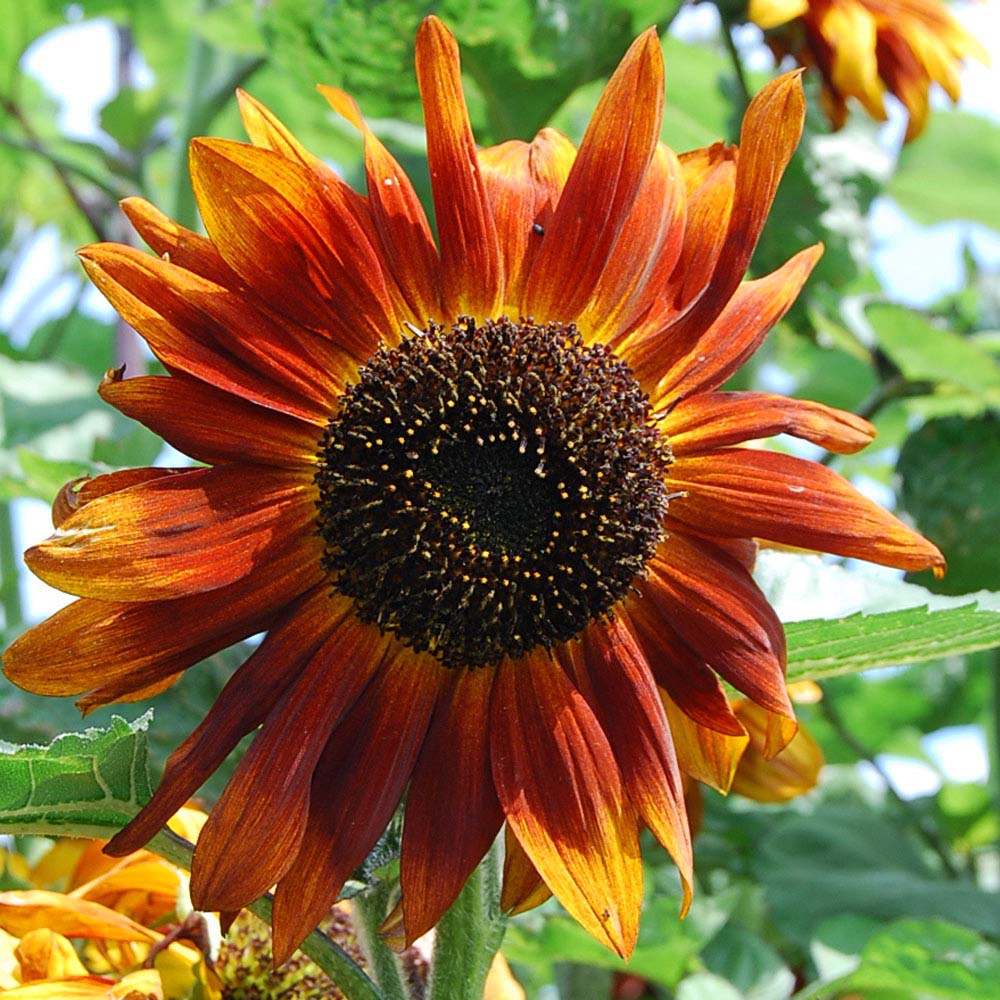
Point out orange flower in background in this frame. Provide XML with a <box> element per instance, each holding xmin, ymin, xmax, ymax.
<box><xmin>3</xmin><ymin>15</ymin><xmax>943</xmax><ymax>963</ymax></box>
<box><xmin>749</xmin><ymin>0</ymin><xmax>988</xmax><ymax>141</ymax></box>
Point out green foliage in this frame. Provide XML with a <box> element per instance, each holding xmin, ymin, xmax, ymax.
<box><xmin>898</xmin><ymin>415</ymin><xmax>1000</xmax><ymax>595</ymax></box>
<box><xmin>889</xmin><ymin>111</ymin><xmax>1000</xmax><ymax>230</ymax></box>
<box><xmin>0</xmin><ymin>713</ymin><xmax>151</xmax><ymax>840</ymax></box>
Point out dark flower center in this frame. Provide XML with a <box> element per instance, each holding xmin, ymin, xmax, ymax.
<box><xmin>315</xmin><ymin>317</ymin><xmax>672</xmax><ymax>667</ymax></box>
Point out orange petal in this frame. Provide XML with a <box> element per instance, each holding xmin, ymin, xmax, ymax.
<box><xmin>581</xmin><ymin>143</ymin><xmax>687</xmax><ymax>343</ymax></box>
<box><xmin>415</xmin><ymin>16</ymin><xmax>503</xmax><ymax>318</ymax></box>
<box><xmin>319</xmin><ymin>85</ymin><xmax>442</xmax><ymax>323</ymax></box>
<box><xmin>270</xmin><ymin>649</ymin><xmax>443</xmax><ymax>964</ymax></box>
<box><xmin>13</xmin><ymin>928</ymin><xmax>89</xmax><ymax>980</ymax></box>
<box><xmin>51</xmin><ymin>468</ymin><xmax>183</xmax><ymax>529</ymax></box>
<box><xmin>0</xmin><ymin>890</ymin><xmax>155</xmax><ymax>942</ymax></box>
<box><xmin>730</xmin><ymin>700</ymin><xmax>824</xmax><ymax>801</ymax></box>
<box><xmin>99</xmin><ymin>373</ymin><xmax>321</xmax><ymax>467</ymax></box>
<box><xmin>105</xmin><ymin>587</ymin><xmax>333</xmax><ymax>857</ymax></box>
<box><xmin>564</xmin><ymin>621</ymin><xmax>693</xmax><ymax>913</ymax></box>
<box><xmin>78</xmin><ymin>244</ymin><xmax>346</xmax><ymax>421</ymax></box>
<box><xmin>3</xmin><ymin>536</ymin><xmax>323</xmax><ymax>705</ymax></box>
<box><xmin>120</xmin><ymin>195</ymin><xmax>234</xmax><ymax>286</ymax></box>
<box><xmin>660</xmin><ymin>691</ymin><xmax>749</xmax><ymax>793</ymax></box>
<box><xmin>523</xmin><ymin>29</ymin><xmax>664</xmax><ymax>326</ymax></box>
<box><xmin>663</xmin><ymin>390</ymin><xmax>875</xmax><ymax>455</ymax></box>
<box><xmin>668</xmin><ymin>448</ymin><xmax>947</xmax><ymax>573</ymax></box>
<box><xmin>500</xmin><ymin>827</ymin><xmax>552</xmax><ymax>915</ymax></box>
<box><xmin>491</xmin><ymin>653</ymin><xmax>642</xmax><ymax>958</ymax></box>
<box><xmin>636</xmin><ymin>241</ymin><xmax>822</xmax><ymax>402</ymax></box>
<box><xmin>661</xmin><ymin>72</ymin><xmax>806</xmax><ymax>360</ymax></box>
<box><xmin>26</xmin><ymin>466</ymin><xmax>316</xmax><ymax>602</ymax></box>
<box><xmin>644</xmin><ymin>532</ymin><xmax>796</xmax><ymax>755</ymax></box>
<box><xmin>190</xmin><ymin>137</ymin><xmax>397</xmax><ymax>357</ymax></box>
<box><xmin>191</xmin><ymin>602</ymin><xmax>387</xmax><ymax>912</ymax></box>
<box><xmin>477</xmin><ymin>128</ymin><xmax>576</xmax><ymax>311</ymax></box>
<box><xmin>400</xmin><ymin>667</ymin><xmax>504</xmax><ymax>942</ymax></box>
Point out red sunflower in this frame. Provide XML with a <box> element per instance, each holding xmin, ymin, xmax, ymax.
<box><xmin>3</xmin><ymin>16</ymin><xmax>943</xmax><ymax>963</ymax></box>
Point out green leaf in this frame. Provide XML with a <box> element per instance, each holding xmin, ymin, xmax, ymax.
<box><xmin>866</xmin><ymin>304</ymin><xmax>1000</xmax><ymax>405</ymax></box>
<box><xmin>888</xmin><ymin>111</ymin><xmax>1000</xmax><ymax>229</ymax></box>
<box><xmin>755</xmin><ymin>806</ymin><xmax>1000</xmax><ymax>945</ymax></box>
<box><xmin>0</xmin><ymin>714</ymin><xmax>152</xmax><ymax>841</ymax></box>
<box><xmin>786</xmin><ymin>603</ymin><xmax>1000</xmax><ymax>682</ymax></box>
<box><xmin>99</xmin><ymin>86</ymin><xmax>164</xmax><ymax>152</ymax></box>
<box><xmin>897</xmin><ymin>415</ymin><xmax>1000</xmax><ymax>594</ymax></box>
<box><xmin>702</xmin><ymin>922</ymin><xmax>795</xmax><ymax>1000</ymax></box>
<box><xmin>659</xmin><ymin>34</ymin><xmax>733</xmax><ymax>151</ymax></box>
<box><xmin>800</xmin><ymin>919</ymin><xmax>1000</xmax><ymax>1000</ymax></box>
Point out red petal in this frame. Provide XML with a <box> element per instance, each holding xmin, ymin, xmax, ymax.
<box><xmin>563</xmin><ymin>621</ymin><xmax>693</xmax><ymax>913</ymax></box>
<box><xmin>319</xmin><ymin>85</ymin><xmax>442</xmax><ymax>324</ymax></box>
<box><xmin>190</xmin><ymin>137</ymin><xmax>397</xmax><ymax>358</ymax></box>
<box><xmin>99</xmin><ymin>374</ymin><xmax>321</xmax><ymax>467</ymax></box>
<box><xmin>270</xmin><ymin>648</ymin><xmax>443</xmax><ymax>964</ymax></box>
<box><xmin>105</xmin><ymin>586</ymin><xmax>337</xmax><ymax>856</ymax></box>
<box><xmin>644</xmin><ymin>531</ymin><xmax>796</xmax><ymax>755</ymax></box>
<box><xmin>491</xmin><ymin>653</ymin><xmax>642</xmax><ymax>958</ymax></box>
<box><xmin>400</xmin><ymin>667</ymin><xmax>504</xmax><ymax>942</ymax></box>
<box><xmin>3</xmin><ymin>534</ymin><xmax>323</xmax><ymax>704</ymax></box>
<box><xmin>669</xmin><ymin>448</ymin><xmax>946</xmax><ymax>573</ymax></box>
<box><xmin>415</xmin><ymin>16</ymin><xmax>503</xmax><ymax>318</ymax></box>
<box><xmin>663</xmin><ymin>71</ymin><xmax>806</xmax><ymax>351</ymax></box>
<box><xmin>26</xmin><ymin>466</ymin><xmax>316</xmax><ymax>601</ymax></box>
<box><xmin>191</xmin><ymin>604</ymin><xmax>387</xmax><ymax>912</ymax></box>
<box><xmin>78</xmin><ymin>244</ymin><xmax>348</xmax><ymax>421</ymax></box>
<box><xmin>523</xmin><ymin>30</ymin><xmax>664</xmax><ymax>326</ymax></box>
<box><xmin>663</xmin><ymin>390</ymin><xmax>875</xmax><ymax>455</ymax></box>
<box><xmin>51</xmin><ymin>468</ymin><xmax>183</xmax><ymax>528</ymax></box>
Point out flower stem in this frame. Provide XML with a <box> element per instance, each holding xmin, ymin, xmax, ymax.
<box><xmin>718</xmin><ymin>9</ymin><xmax>751</xmax><ymax>113</ymax></box>
<box><xmin>428</xmin><ymin>841</ymin><xmax>507</xmax><ymax>1000</ymax></box>
<box><xmin>354</xmin><ymin>880</ymin><xmax>412</xmax><ymax>1000</ymax></box>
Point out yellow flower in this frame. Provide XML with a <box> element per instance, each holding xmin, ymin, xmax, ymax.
<box><xmin>749</xmin><ymin>0</ymin><xmax>988</xmax><ymax>140</ymax></box>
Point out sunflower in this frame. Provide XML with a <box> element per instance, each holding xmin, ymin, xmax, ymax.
<box><xmin>748</xmin><ymin>0</ymin><xmax>988</xmax><ymax>141</ymax></box>
<box><xmin>3</xmin><ymin>16</ymin><xmax>943</xmax><ymax>963</ymax></box>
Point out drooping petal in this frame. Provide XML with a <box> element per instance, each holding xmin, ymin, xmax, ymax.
<box><xmin>190</xmin><ymin>137</ymin><xmax>398</xmax><ymax>357</ymax></box>
<box><xmin>643</xmin><ymin>531</ymin><xmax>796</xmax><ymax>757</ymax></box>
<box><xmin>400</xmin><ymin>667</ymin><xmax>504</xmax><ymax>942</ymax></box>
<box><xmin>99</xmin><ymin>373</ymin><xmax>321</xmax><ymax>468</ymax></box>
<box><xmin>105</xmin><ymin>586</ymin><xmax>335</xmax><ymax>857</ymax></box>
<box><xmin>668</xmin><ymin>448</ymin><xmax>947</xmax><ymax>573</ymax></box>
<box><xmin>270</xmin><ymin>648</ymin><xmax>443</xmax><ymax>964</ymax></box>
<box><xmin>491</xmin><ymin>653</ymin><xmax>642</xmax><ymax>958</ymax></box>
<box><xmin>662</xmin><ymin>390</ymin><xmax>875</xmax><ymax>455</ymax></box>
<box><xmin>660</xmin><ymin>691</ymin><xmax>749</xmax><ymax>792</ymax></box>
<box><xmin>78</xmin><ymin>244</ymin><xmax>349</xmax><ymax>421</ymax></box>
<box><xmin>0</xmin><ymin>891</ymin><xmax>155</xmax><ymax>942</ymax></box>
<box><xmin>623</xmin><ymin>598</ymin><xmax>746</xmax><ymax>738</ymax></box>
<box><xmin>523</xmin><ymin>29</ymin><xmax>664</xmax><ymax>326</ymax></box>
<box><xmin>821</xmin><ymin>0</ymin><xmax>884</xmax><ymax>119</ymax></box>
<box><xmin>500</xmin><ymin>826</ymin><xmax>552</xmax><ymax>914</ymax></box>
<box><xmin>26</xmin><ymin>465</ymin><xmax>316</xmax><ymax>601</ymax></box>
<box><xmin>51</xmin><ymin>468</ymin><xmax>183</xmax><ymax>529</ymax></box>
<box><xmin>190</xmin><ymin>604</ymin><xmax>388</xmax><ymax>912</ymax></box>
<box><xmin>319</xmin><ymin>85</ymin><xmax>442</xmax><ymax>323</ymax></box>
<box><xmin>562</xmin><ymin>620</ymin><xmax>693</xmax><ymax>912</ymax></box>
<box><xmin>415</xmin><ymin>16</ymin><xmax>503</xmax><ymax>318</ymax></box>
<box><xmin>12</xmin><ymin>928</ymin><xmax>89</xmax><ymax>980</ymax></box>
<box><xmin>3</xmin><ymin>538</ymin><xmax>323</xmax><ymax>705</ymax></box>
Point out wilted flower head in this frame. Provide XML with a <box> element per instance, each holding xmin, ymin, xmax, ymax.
<box><xmin>749</xmin><ymin>0</ymin><xmax>988</xmax><ymax>140</ymax></box>
<box><xmin>3</xmin><ymin>16</ymin><xmax>943</xmax><ymax>962</ymax></box>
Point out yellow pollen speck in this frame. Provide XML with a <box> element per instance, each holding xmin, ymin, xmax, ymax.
<box><xmin>404</xmin><ymin>469</ymin><xmax>414</xmax><ymax>479</ymax></box>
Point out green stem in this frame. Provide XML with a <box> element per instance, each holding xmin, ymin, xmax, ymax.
<box><xmin>989</xmin><ymin>649</ymin><xmax>1000</xmax><ymax>857</ymax></box>
<box><xmin>0</xmin><ymin>500</ymin><xmax>23</xmax><ymax>631</ymax></box>
<box><xmin>428</xmin><ymin>841</ymin><xmax>506</xmax><ymax>1000</ymax></box>
<box><xmin>148</xmin><ymin>831</ymin><xmax>384</xmax><ymax>1000</ymax></box>
<box><xmin>353</xmin><ymin>881</ymin><xmax>411</xmax><ymax>1000</ymax></box>
<box><xmin>820</xmin><ymin>695</ymin><xmax>962</xmax><ymax>878</ymax></box>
